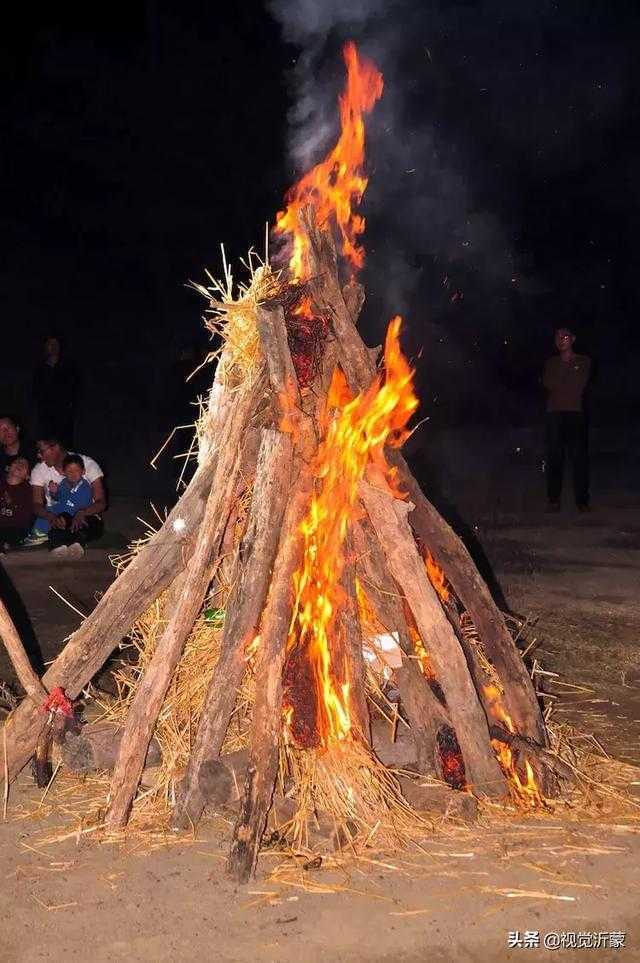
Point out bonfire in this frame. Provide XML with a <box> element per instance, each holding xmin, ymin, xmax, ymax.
<box><xmin>1</xmin><ymin>42</ymin><xmax>599</xmax><ymax>884</ymax></box>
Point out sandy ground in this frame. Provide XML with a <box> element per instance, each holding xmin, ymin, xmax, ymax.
<box><xmin>1</xmin><ymin>480</ymin><xmax>639</xmax><ymax>961</ymax></box>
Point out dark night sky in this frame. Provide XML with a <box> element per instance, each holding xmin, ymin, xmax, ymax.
<box><xmin>1</xmin><ymin>0</ymin><xmax>639</xmax><ymax>475</ymax></box>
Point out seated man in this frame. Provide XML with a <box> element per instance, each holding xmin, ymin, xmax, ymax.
<box><xmin>47</xmin><ymin>454</ymin><xmax>102</xmax><ymax>558</ymax></box>
<box><xmin>27</xmin><ymin>438</ymin><xmax>106</xmax><ymax>553</ymax></box>
<box><xmin>0</xmin><ymin>457</ymin><xmax>33</xmax><ymax>551</ymax></box>
<box><xmin>0</xmin><ymin>415</ymin><xmax>36</xmax><ymax>474</ymax></box>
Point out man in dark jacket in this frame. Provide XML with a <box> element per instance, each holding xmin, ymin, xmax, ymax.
<box><xmin>542</xmin><ymin>327</ymin><xmax>591</xmax><ymax>512</ymax></box>
<box><xmin>33</xmin><ymin>335</ymin><xmax>80</xmax><ymax>448</ymax></box>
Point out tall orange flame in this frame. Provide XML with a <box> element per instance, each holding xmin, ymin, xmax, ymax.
<box><xmin>286</xmin><ymin>318</ymin><xmax>418</xmax><ymax>746</ymax></box>
<box><xmin>275</xmin><ymin>41</ymin><xmax>384</xmax><ymax>281</ymax></box>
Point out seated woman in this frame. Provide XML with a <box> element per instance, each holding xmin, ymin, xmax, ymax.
<box><xmin>0</xmin><ymin>457</ymin><xmax>34</xmax><ymax>551</ymax></box>
<box><xmin>47</xmin><ymin>454</ymin><xmax>104</xmax><ymax>559</ymax></box>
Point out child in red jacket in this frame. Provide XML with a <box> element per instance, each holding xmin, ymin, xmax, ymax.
<box><xmin>0</xmin><ymin>457</ymin><xmax>33</xmax><ymax>550</ymax></box>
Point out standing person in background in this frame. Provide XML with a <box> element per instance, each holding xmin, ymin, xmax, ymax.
<box><xmin>33</xmin><ymin>335</ymin><xmax>81</xmax><ymax>448</ymax></box>
<box><xmin>543</xmin><ymin>326</ymin><xmax>592</xmax><ymax>512</ymax></box>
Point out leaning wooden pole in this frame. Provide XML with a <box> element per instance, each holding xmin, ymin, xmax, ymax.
<box><xmin>0</xmin><ymin>598</ymin><xmax>48</xmax><ymax>706</ymax></box>
<box><xmin>360</xmin><ymin>477</ymin><xmax>506</xmax><ymax>797</ymax></box>
<box><xmin>227</xmin><ymin>467</ymin><xmax>313</xmax><ymax>883</ymax></box>
<box><xmin>352</xmin><ymin>518</ymin><xmax>452</xmax><ymax>779</ymax></box>
<box><xmin>104</xmin><ymin>388</ymin><xmax>255</xmax><ymax>829</ymax></box>
<box><xmin>172</xmin><ymin>427</ymin><xmax>294</xmax><ymax>830</ymax></box>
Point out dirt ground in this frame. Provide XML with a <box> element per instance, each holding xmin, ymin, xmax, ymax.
<box><xmin>1</xmin><ymin>477</ymin><xmax>639</xmax><ymax>962</ymax></box>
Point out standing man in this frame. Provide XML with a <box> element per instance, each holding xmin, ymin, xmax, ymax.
<box><xmin>542</xmin><ymin>327</ymin><xmax>591</xmax><ymax>512</ymax></box>
<box><xmin>33</xmin><ymin>335</ymin><xmax>81</xmax><ymax>448</ymax></box>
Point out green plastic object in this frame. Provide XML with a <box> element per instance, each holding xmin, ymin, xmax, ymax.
<box><xmin>204</xmin><ymin>607</ymin><xmax>225</xmax><ymax>625</ymax></box>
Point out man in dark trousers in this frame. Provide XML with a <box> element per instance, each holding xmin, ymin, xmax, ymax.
<box><xmin>32</xmin><ymin>335</ymin><xmax>80</xmax><ymax>448</ymax></box>
<box><xmin>543</xmin><ymin>327</ymin><xmax>591</xmax><ymax>512</ymax></box>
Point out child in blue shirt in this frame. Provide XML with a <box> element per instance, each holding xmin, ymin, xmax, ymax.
<box><xmin>48</xmin><ymin>454</ymin><xmax>98</xmax><ymax>558</ymax></box>
<box><xmin>50</xmin><ymin>456</ymin><xmax>92</xmax><ymax>517</ymax></box>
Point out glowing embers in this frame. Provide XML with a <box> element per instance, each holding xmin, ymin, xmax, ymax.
<box><xmin>286</xmin><ymin>292</ymin><xmax>330</xmax><ymax>389</ymax></box>
<box><xmin>275</xmin><ymin>42</ymin><xmax>383</xmax><ymax>280</ymax></box>
<box><xmin>484</xmin><ymin>684</ymin><xmax>543</xmax><ymax>807</ymax></box>
<box><xmin>436</xmin><ymin>725</ymin><xmax>467</xmax><ymax>791</ymax></box>
<box><xmin>284</xmin><ymin>318</ymin><xmax>418</xmax><ymax>750</ymax></box>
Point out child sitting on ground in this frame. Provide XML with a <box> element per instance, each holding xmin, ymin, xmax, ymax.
<box><xmin>48</xmin><ymin>454</ymin><xmax>96</xmax><ymax>559</ymax></box>
<box><xmin>0</xmin><ymin>457</ymin><xmax>33</xmax><ymax>551</ymax></box>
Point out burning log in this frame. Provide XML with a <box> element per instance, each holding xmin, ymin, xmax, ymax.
<box><xmin>360</xmin><ymin>477</ymin><xmax>506</xmax><ymax>797</ymax></box>
<box><xmin>352</xmin><ymin>517</ymin><xmax>454</xmax><ymax>781</ymax></box>
<box><xmin>390</xmin><ymin>452</ymin><xmax>548</xmax><ymax>749</ymax></box>
<box><xmin>487</xmin><ymin>726</ymin><xmax>572</xmax><ymax>789</ymax></box>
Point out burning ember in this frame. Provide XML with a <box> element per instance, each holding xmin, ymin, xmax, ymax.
<box><xmin>275</xmin><ymin>41</ymin><xmax>384</xmax><ymax>281</ymax></box>
<box><xmin>287</xmin><ymin>295</ymin><xmax>330</xmax><ymax>388</ymax></box>
<box><xmin>425</xmin><ymin>552</ymin><xmax>450</xmax><ymax>603</ymax></box>
<box><xmin>284</xmin><ymin>317</ymin><xmax>418</xmax><ymax>748</ymax></box>
<box><xmin>484</xmin><ymin>684</ymin><xmax>543</xmax><ymax>807</ymax></box>
<box><xmin>436</xmin><ymin>726</ymin><xmax>467</xmax><ymax>791</ymax></box>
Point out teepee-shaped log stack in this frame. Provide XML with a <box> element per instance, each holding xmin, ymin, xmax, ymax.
<box><xmin>0</xmin><ymin>42</ymin><xmax>559</xmax><ymax>886</ymax></box>
<box><xmin>1</xmin><ymin>206</ymin><xmax>555</xmax><ymax>883</ymax></box>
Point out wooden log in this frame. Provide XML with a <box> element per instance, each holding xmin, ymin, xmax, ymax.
<box><xmin>352</xmin><ymin>518</ymin><xmax>451</xmax><ymax>779</ymax></box>
<box><xmin>209</xmin><ymin>426</ymin><xmax>262</xmax><ymax>612</ymax></box>
<box><xmin>389</xmin><ymin>450</ymin><xmax>548</xmax><ymax>748</ymax></box>
<box><xmin>488</xmin><ymin>724</ymin><xmax>572</xmax><ymax>786</ymax></box>
<box><xmin>256</xmin><ymin>303</ymin><xmax>301</xmax><ymax>424</ymax></box>
<box><xmin>300</xmin><ymin>207</ymin><xmax>374</xmax><ymax>392</ymax></box>
<box><xmin>342</xmin><ymin>279</ymin><xmax>365</xmax><ymax>325</ymax></box>
<box><xmin>0</xmin><ymin>597</ymin><xmax>47</xmax><ymax>705</ymax></box>
<box><xmin>360</xmin><ymin>479</ymin><xmax>506</xmax><ymax>798</ymax></box>
<box><xmin>171</xmin><ymin>428</ymin><xmax>294</xmax><ymax>830</ymax></box>
<box><xmin>227</xmin><ymin>465</ymin><xmax>313</xmax><ymax>883</ymax></box>
<box><xmin>104</xmin><ymin>388</ymin><xmax>254</xmax><ymax>829</ymax></box>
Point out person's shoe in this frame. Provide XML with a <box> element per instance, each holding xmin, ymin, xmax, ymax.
<box><xmin>22</xmin><ymin>530</ymin><xmax>48</xmax><ymax>548</ymax></box>
<box><xmin>66</xmin><ymin>542</ymin><xmax>85</xmax><ymax>559</ymax></box>
<box><xmin>577</xmin><ymin>503</ymin><xmax>590</xmax><ymax>513</ymax></box>
<box><xmin>545</xmin><ymin>501</ymin><xmax>561</xmax><ymax>513</ymax></box>
<box><xmin>51</xmin><ymin>544</ymin><xmax>69</xmax><ymax>558</ymax></box>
